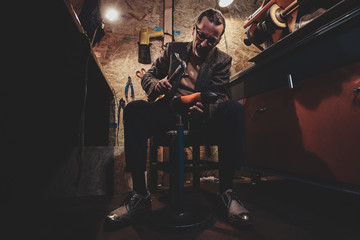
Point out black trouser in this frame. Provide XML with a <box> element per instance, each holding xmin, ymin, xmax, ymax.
<box><xmin>123</xmin><ymin>99</ymin><xmax>245</xmax><ymax>192</ymax></box>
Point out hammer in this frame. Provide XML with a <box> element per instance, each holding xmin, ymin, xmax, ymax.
<box><xmin>174</xmin><ymin>53</ymin><xmax>188</xmax><ymax>78</ymax></box>
<box><xmin>164</xmin><ymin>53</ymin><xmax>188</xmax><ymax>85</ymax></box>
<box><xmin>147</xmin><ymin>53</ymin><xmax>188</xmax><ymax>102</ymax></box>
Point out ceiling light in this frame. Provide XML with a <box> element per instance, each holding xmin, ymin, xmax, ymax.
<box><xmin>218</xmin><ymin>0</ymin><xmax>234</xmax><ymax>8</ymax></box>
<box><xmin>105</xmin><ymin>8</ymin><xmax>119</xmax><ymax>21</ymax></box>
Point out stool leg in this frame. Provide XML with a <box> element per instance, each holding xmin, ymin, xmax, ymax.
<box><xmin>193</xmin><ymin>145</ymin><xmax>200</xmax><ymax>189</ymax></box>
<box><xmin>176</xmin><ymin>123</ymin><xmax>184</xmax><ymax>215</ymax></box>
<box><xmin>169</xmin><ymin>137</ymin><xmax>176</xmax><ymax>206</ymax></box>
<box><xmin>149</xmin><ymin>137</ymin><xmax>158</xmax><ymax>193</ymax></box>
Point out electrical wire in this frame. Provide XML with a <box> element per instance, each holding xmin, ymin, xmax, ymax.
<box><xmin>112</xmin><ymin>93</ymin><xmax>119</xmax><ymax>145</ymax></box>
<box><xmin>75</xmin><ymin>32</ymin><xmax>91</xmax><ymax>186</ymax></box>
<box><xmin>75</xmin><ymin>28</ymin><xmax>121</xmax><ymax>186</ymax></box>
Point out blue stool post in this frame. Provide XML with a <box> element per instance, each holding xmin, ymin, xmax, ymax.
<box><xmin>147</xmin><ymin>112</ymin><xmax>214</xmax><ymax>232</ymax></box>
<box><xmin>176</xmin><ymin>114</ymin><xmax>184</xmax><ymax>215</ymax></box>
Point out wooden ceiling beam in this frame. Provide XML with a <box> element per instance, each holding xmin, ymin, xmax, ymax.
<box><xmin>163</xmin><ymin>0</ymin><xmax>173</xmax><ymax>44</ymax></box>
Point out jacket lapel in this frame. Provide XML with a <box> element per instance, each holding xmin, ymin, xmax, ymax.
<box><xmin>195</xmin><ymin>47</ymin><xmax>217</xmax><ymax>91</ymax></box>
<box><xmin>168</xmin><ymin>42</ymin><xmax>218</xmax><ymax>94</ymax></box>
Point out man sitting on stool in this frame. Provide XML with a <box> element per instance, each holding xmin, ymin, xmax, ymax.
<box><xmin>106</xmin><ymin>8</ymin><xmax>251</xmax><ymax>229</ymax></box>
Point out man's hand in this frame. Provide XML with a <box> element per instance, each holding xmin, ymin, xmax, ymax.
<box><xmin>155</xmin><ymin>79</ymin><xmax>172</xmax><ymax>94</ymax></box>
<box><xmin>188</xmin><ymin>102</ymin><xmax>204</xmax><ymax>120</ymax></box>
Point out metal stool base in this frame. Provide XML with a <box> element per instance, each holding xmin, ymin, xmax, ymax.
<box><xmin>147</xmin><ymin>204</ymin><xmax>214</xmax><ymax>233</ymax></box>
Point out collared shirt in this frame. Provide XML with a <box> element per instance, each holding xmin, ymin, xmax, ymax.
<box><xmin>176</xmin><ymin>59</ymin><xmax>200</xmax><ymax>96</ymax></box>
<box><xmin>176</xmin><ymin>44</ymin><xmax>215</xmax><ymax>96</ymax></box>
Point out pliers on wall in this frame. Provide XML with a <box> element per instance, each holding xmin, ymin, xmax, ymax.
<box><xmin>136</xmin><ymin>68</ymin><xmax>146</xmax><ymax>79</ymax></box>
<box><xmin>125</xmin><ymin>76</ymin><xmax>134</xmax><ymax>100</ymax></box>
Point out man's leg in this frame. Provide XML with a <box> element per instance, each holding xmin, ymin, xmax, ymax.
<box><xmin>211</xmin><ymin>100</ymin><xmax>251</xmax><ymax>227</ymax></box>
<box><xmin>123</xmin><ymin>100</ymin><xmax>177</xmax><ymax>193</ymax></box>
<box><xmin>212</xmin><ymin>100</ymin><xmax>245</xmax><ymax>192</ymax></box>
<box><xmin>105</xmin><ymin>100</ymin><xmax>177</xmax><ymax>229</ymax></box>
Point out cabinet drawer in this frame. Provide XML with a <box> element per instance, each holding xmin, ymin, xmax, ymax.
<box><xmin>245</xmin><ymin>86</ymin><xmax>307</xmax><ymax>175</ymax></box>
<box><xmin>292</xmin><ymin>62</ymin><xmax>360</xmax><ymax>186</ymax></box>
<box><xmin>244</xmin><ymin>62</ymin><xmax>360</xmax><ymax>190</ymax></box>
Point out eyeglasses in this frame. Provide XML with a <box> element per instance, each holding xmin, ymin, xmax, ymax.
<box><xmin>195</xmin><ymin>25</ymin><xmax>219</xmax><ymax>46</ymax></box>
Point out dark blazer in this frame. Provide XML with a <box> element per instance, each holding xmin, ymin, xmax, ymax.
<box><xmin>141</xmin><ymin>42</ymin><xmax>232</xmax><ymax>114</ymax></box>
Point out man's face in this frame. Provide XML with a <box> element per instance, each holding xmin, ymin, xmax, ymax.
<box><xmin>192</xmin><ymin>16</ymin><xmax>223</xmax><ymax>59</ymax></box>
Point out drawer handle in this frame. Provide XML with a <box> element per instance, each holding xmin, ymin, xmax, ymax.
<box><xmin>354</xmin><ymin>87</ymin><xmax>360</xmax><ymax>95</ymax></box>
<box><xmin>256</xmin><ymin>107</ymin><xmax>267</xmax><ymax>112</ymax></box>
<box><xmin>288</xmin><ymin>73</ymin><xmax>294</xmax><ymax>89</ymax></box>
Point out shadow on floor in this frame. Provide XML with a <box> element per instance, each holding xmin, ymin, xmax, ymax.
<box><xmin>7</xmin><ymin>178</ymin><xmax>360</xmax><ymax>240</ymax></box>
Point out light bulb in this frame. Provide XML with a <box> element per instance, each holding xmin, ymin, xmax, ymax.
<box><xmin>105</xmin><ymin>8</ymin><xmax>119</xmax><ymax>21</ymax></box>
<box><xmin>219</xmin><ymin>0</ymin><xmax>234</xmax><ymax>8</ymax></box>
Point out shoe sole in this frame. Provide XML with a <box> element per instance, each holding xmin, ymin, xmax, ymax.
<box><xmin>229</xmin><ymin>218</ymin><xmax>252</xmax><ymax>228</ymax></box>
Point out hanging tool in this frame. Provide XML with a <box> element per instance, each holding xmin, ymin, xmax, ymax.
<box><xmin>125</xmin><ymin>76</ymin><xmax>134</xmax><ymax>100</ymax></box>
<box><xmin>136</xmin><ymin>68</ymin><xmax>146</xmax><ymax>79</ymax></box>
<box><xmin>138</xmin><ymin>27</ymin><xmax>164</xmax><ymax>64</ymax></box>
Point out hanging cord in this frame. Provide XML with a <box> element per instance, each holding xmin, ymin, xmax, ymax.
<box><xmin>117</xmin><ymin>98</ymin><xmax>126</xmax><ymax>146</ymax></box>
<box><xmin>112</xmin><ymin>94</ymin><xmax>119</xmax><ymax>145</ymax></box>
<box><xmin>75</xmin><ymin>31</ymin><xmax>92</xmax><ymax>186</ymax></box>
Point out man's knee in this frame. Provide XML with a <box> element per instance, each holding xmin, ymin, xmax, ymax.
<box><xmin>217</xmin><ymin>100</ymin><xmax>244</xmax><ymax>119</ymax></box>
<box><xmin>123</xmin><ymin>100</ymin><xmax>148</xmax><ymax>122</ymax></box>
